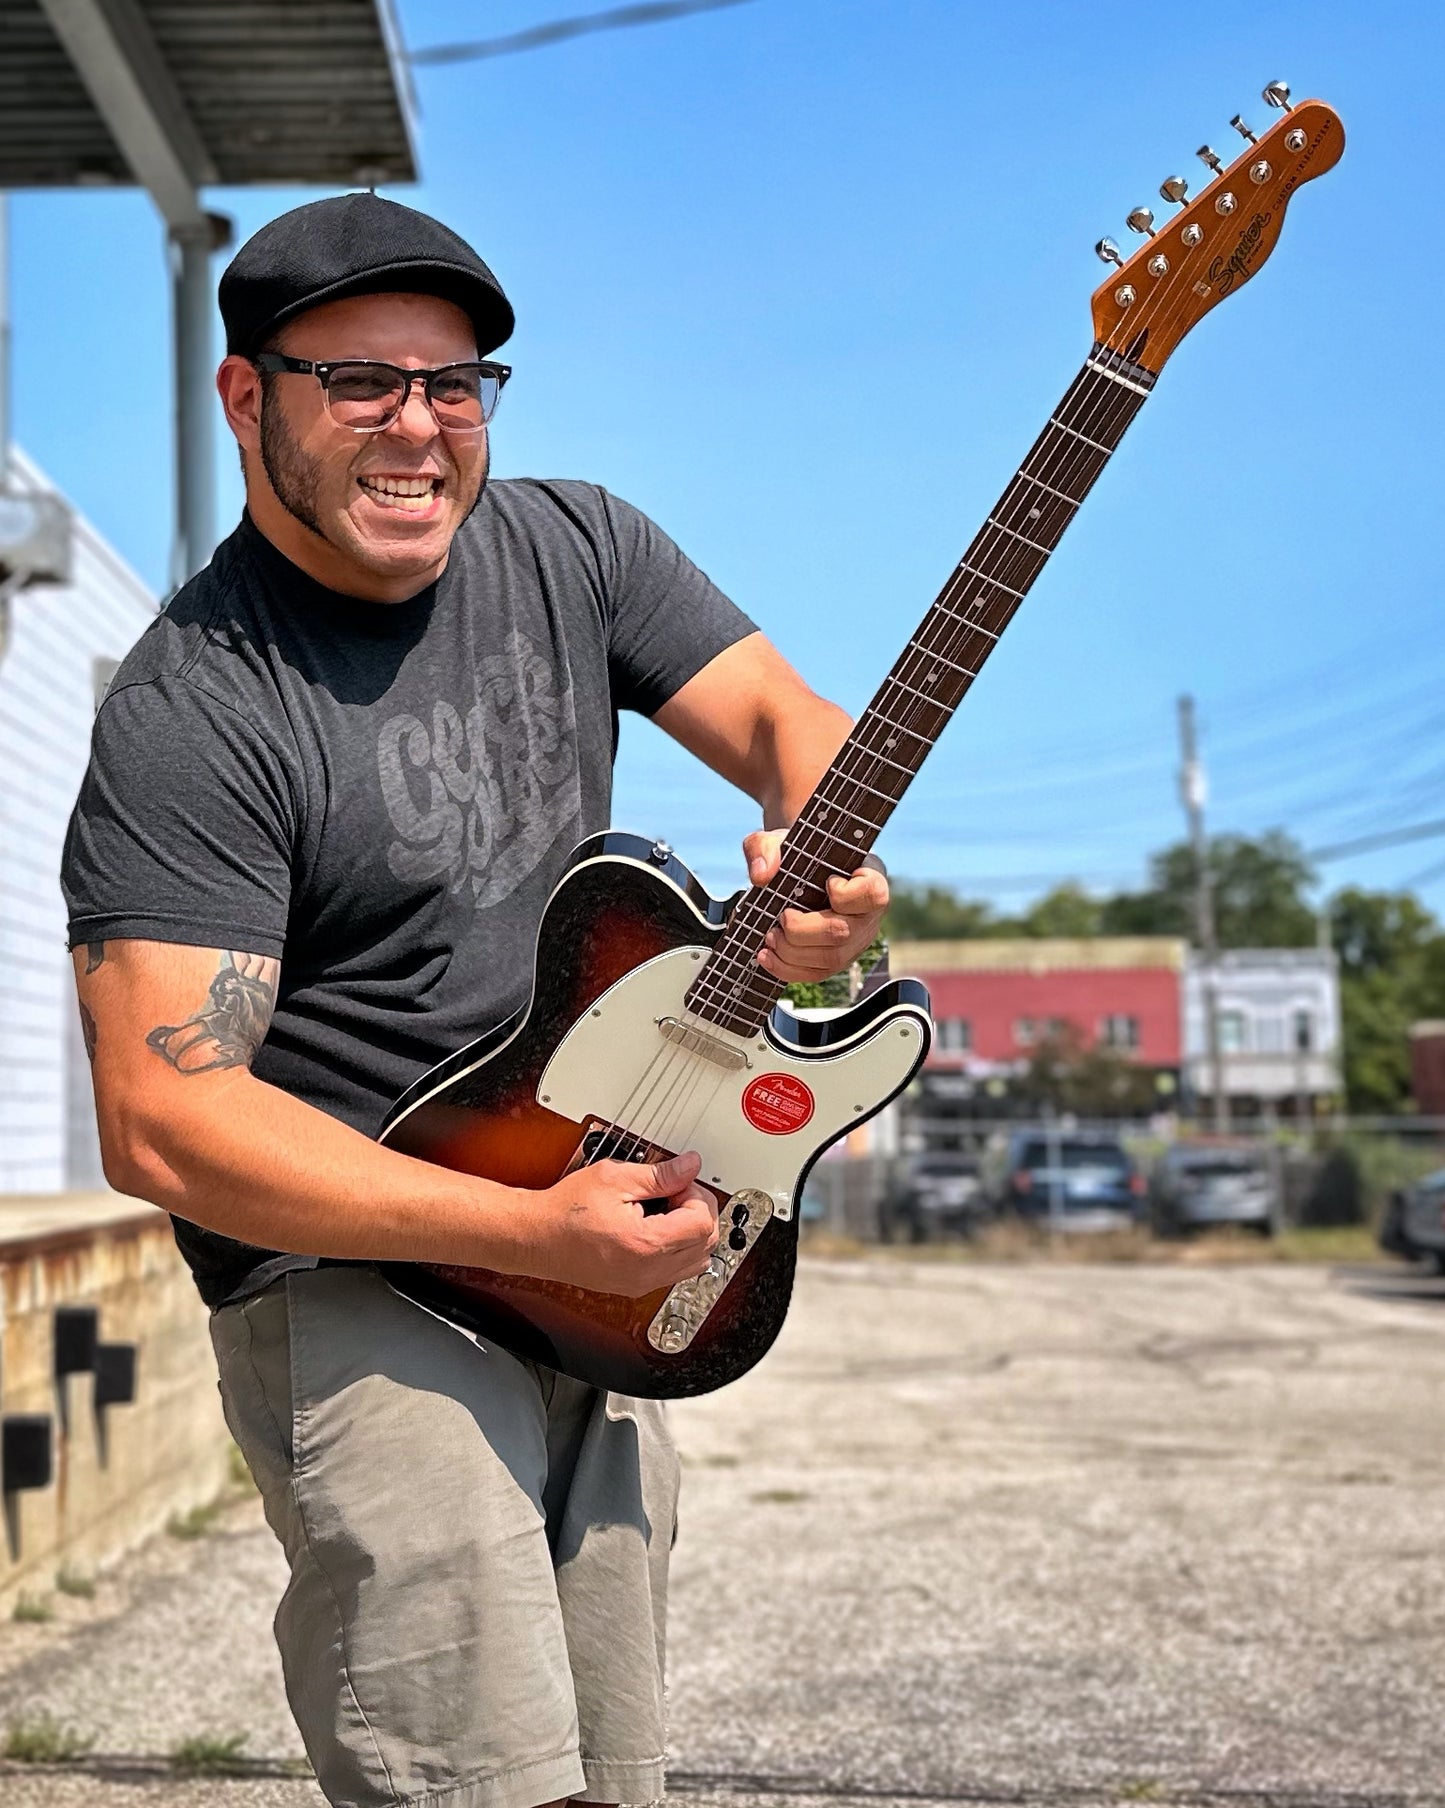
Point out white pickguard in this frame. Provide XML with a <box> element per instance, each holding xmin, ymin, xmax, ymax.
<box><xmin>537</xmin><ymin>946</ymin><xmax>927</xmax><ymax>1219</ymax></box>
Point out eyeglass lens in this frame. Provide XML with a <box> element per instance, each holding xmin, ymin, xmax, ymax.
<box><xmin>324</xmin><ymin>364</ymin><xmax>500</xmax><ymax>431</ymax></box>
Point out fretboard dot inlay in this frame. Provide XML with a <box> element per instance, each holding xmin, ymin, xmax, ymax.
<box><xmin>682</xmin><ymin>340</ymin><xmax>1154</xmax><ymax>1040</ymax></box>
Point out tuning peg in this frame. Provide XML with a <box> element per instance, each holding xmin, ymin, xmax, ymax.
<box><xmin>1159</xmin><ymin>175</ymin><xmax>1189</xmax><ymax>205</ymax></box>
<box><xmin>1095</xmin><ymin>238</ymin><xmax>1125</xmax><ymax>268</ymax></box>
<box><xmin>1230</xmin><ymin>114</ymin><xmax>1258</xmax><ymax>144</ymax></box>
<box><xmin>1262</xmin><ymin>80</ymin><xmax>1292</xmax><ymax>110</ymax></box>
<box><xmin>1197</xmin><ymin>144</ymin><xmax>1224</xmax><ymax>176</ymax></box>
<box><xmin>1125</xmin><ymin>207</ymin><xmax>1156</xmax><ymax>236</ymax></box>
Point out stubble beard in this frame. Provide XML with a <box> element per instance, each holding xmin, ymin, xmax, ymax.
<box><xmin>257</xmin><ymin>398</ymin><xmax>488</xmax><ymax>570</ymax></box>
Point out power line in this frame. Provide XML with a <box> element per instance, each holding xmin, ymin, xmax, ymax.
<box><xmin>410</xmin><ymin>0</ymin><xmax>758</xmax><ymax>66</ymax></box>
<box><xmin>1308</xmin><ymin>819</ymin><xmax>1445</xmax><ymax>863</ymax></box>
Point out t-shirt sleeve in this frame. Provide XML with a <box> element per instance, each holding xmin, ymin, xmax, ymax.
<box><xmin>62</xmin><ymin>675</ymin><xmax>297</xmax><ymax>959</ymax></box>
<box><xmin>598</xmin><ymin>490</ymin><xmax>757</xmax><ymax>717</ymax></box>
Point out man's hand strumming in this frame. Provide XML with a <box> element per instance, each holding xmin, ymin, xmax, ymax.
<box><xmin>530</xmin><ymin>1151</ymin><xmax>719</xmax><ymax>1297</ymax></box>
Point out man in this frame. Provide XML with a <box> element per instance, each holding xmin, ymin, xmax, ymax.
<box><xmin>62</xmin><ymin>193</ymin><xmax>886</xmax><ymax>1808</ymax></box>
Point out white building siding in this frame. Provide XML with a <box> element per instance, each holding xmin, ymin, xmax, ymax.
<box><xmin>1183</xmin><ymin>948</ymin><xmax>1342</xmax><ymax>1106</ymax></box>
<box><xmin>0</xmin><ymin>452</ymin><xmax>156</xmax><ymax>1192</ymax></box>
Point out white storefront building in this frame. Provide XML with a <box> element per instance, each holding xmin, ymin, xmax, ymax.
<box><xmin>0</xmin><ymin>451</ymin><xmax>156</xmax><ymax>1192</ymax></box>
<box><xmin>1182</xmin><ymin>947</ymin><xmax>1342</xmax><ymax>1116</ymax></box>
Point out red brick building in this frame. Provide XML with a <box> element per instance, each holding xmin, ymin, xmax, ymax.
<box><xmin>1410</xmin><ymin>1022</ymin><xmax>1445</xmax><ymax>1116</ymax></box>
<box><xmin>890</xmin><ymin>937</ymin><xmax>1186</xmax><ymax>1070</ymax></box>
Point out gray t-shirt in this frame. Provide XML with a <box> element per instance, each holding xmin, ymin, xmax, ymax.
<box><xmin>62</xmin><ymin>480</ymin><xmax>755</xmax><ymax>1306</ymax></box>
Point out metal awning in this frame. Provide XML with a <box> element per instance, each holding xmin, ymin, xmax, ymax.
<box><xmin>0</xmin><ymin>0</ymin><xmax>418</xmax><ymax>217</ymax></box>
<box><xmin>0</xmin><ymin>0</ymin><xmax>420</xmax><ymax>585</ymax></box>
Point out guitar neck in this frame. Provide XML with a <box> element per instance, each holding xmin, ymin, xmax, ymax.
<box><xmin>683</xmin><ymin>340</ymin><xmax>1158</xmax><ymax>1038</ymax></box>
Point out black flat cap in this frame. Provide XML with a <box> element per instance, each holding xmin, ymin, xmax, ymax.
<box><xmin>219</xmin><ymin>193</ymin><xmax>514</xmax><ymax>359</ymax></box>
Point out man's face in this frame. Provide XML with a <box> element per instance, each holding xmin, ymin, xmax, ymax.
<box><xmin>241</xmin><ymin>291</ymin><xmax>490</xmax><ymax>593</ymax></box>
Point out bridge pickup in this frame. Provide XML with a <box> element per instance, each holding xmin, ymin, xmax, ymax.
<box><xmin>656</xmin><ymin>1015</ymin><xmax>751</xmax><ymax>1071</ymax></box>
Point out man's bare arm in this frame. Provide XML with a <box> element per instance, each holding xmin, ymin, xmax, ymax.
<box><xmin>75</xmin><ymin>940</ymin><xmax>717</xmax><ymax>1296</ymax></box>
<box><xmin>652</xmin><ymin>632</ymin><xmax>889</xmax><ymax>982</ymax></box>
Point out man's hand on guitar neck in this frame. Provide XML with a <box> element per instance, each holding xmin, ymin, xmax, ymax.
<box><xmin>744</xmin><ymin>828</ymin><xmax>889</xmax><ymax>987</ymax></box>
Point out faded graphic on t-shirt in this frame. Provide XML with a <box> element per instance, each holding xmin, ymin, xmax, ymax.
<box><xmin>377</xmin><ymin>630</ymin><xmax>580</xmax><ymax>909</ymax></box>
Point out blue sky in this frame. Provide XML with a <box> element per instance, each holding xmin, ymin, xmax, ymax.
<box><xmin>9</xmin><ymin>0</ymin><xmax>1443</xmax><ymax>914</ymax></box>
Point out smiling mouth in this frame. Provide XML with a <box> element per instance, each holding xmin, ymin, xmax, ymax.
<box><xmin>357</xmin><ymin>474</ymin><xmax>444</xmax><ymax>513</ymax></box>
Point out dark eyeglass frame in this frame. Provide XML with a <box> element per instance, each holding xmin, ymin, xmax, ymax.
<box><xmin>252</xmin><ymin>353</ymin><xmax>511</xmax><ymax>432</ymax></box>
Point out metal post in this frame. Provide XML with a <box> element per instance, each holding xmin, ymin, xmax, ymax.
<box><xmin>1178</xmin><ymin>695</ymin><xmax>1229</xmax><ymax>1133</ymax></box>
<box><xmin>169</xmin><ymin>216</ymin><xmax>217</xmax><ymax>592</ymax></box>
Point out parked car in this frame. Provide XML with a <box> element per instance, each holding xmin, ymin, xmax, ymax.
<box><xmin>997</xmin><ymin>1132</ymin><xmax>1144</xmax><ymax>1231</ymax></box>
<box><xmin>885</xmin><ymin>1151</ymin><xmax>988</xmax><ymax>1241</ymax></box>
<box><xmin>1378</xmin><ymin>1168</ymin><xmax>1445</xmax><ymax>1273</ymax></box>
<box><xmin>1151</xmin><ymin>1145</ymin><xmax>1277</xmax><ymax>1236</ymax></box>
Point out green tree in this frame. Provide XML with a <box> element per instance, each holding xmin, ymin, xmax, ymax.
<box><xmin>884</xmin><ymin>883</ymin><xmax>996</xmax><ymax>941</ymax></box>
<box><xmin>1327</xmin><ymin>886</ymin><xmax>1445</xmax><ymax>1111</ymax></box>
<box><xmin>1022</xmin><ymin>1025</ymin><xmax>1160</xmax><ymax>1117</ymax></box>
<box><xmin>1100</xmin><ymin>831</ymin><xmax>1316</xmax><ymax>948</ymax></box>
<box><xmin>1017</xmin><ymin>882</ymin><xmax>1104</xmax><ymax>939</ymax></box>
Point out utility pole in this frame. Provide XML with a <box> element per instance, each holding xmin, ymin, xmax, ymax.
<box><xmin>1178</xmin><ymin>695</ymin><xmax>1229</xmax><ymax>1132</ymax></box>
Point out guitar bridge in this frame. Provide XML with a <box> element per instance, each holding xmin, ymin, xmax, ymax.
<box><xmin>648</xmin><ymin>1188</ymin><xmax>775</xmax><ymax>1354</ymax></box>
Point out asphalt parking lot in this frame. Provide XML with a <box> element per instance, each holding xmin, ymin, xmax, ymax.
<box><xmin>1</xmin><ymin>1257</ymin><xmax>1442</xmax><ymax>1808</ymax></box>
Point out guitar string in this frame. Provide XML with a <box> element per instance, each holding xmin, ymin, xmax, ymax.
<box><xmin>576</xmin><ymin>176</ymin><xmax>1223</xmax><ymax>1190</ymax></box>
<box><xmin>688</xmin><ymin>197</ymin><xmax>1216</xmax><ymax>1021</ymax></box>
<box><xmin>586</xmin><ymin>242</ymin><xmax>1186</xmax><ymax>1172</ymax></box>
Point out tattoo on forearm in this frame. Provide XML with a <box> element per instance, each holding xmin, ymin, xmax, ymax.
<box><xmin>85</xmin><ymin>942</ymin><xmax>106</xmax><ymax>973</ymax></box>
<box><xmin>80</xmin><ymin>1002</ymin><xmax>98</xmax><ymax>1065</ymax></box>
<box><xmin>145</xmin><ymin>952</ymin><xmax>279</xmax><ymax>1074</ymax></box>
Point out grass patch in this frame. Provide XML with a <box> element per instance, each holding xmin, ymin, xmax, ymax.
<box><xmin>750</xmin><ymin>1487</ymin><xmax>809</xmax><ymax>1504</ymax></box>
<box><xmin>167</xmin><ymin>1501</ymin><xmax>224</xmax><ymax>1541</ymax></box>
<box><xmin>1116</xmin><ymin>1782</ymin><xmax>1164</xmax><ymax>1803</ymax></box>
<box><xmin>10</xmin><ymin>1594</ymin><xmax>52</xmax><ymax>1624</ymax></box>
<box><xmin>54</xmin><ymin>1565</ymin><xmax>96</xmax><ymax>1599</ymax></box>
<box><xmin>3</xmin><ymin>1714</ymin><xmax>93</xmax><ymax>1763</ymax></box>
<box><xmin>805</xmin><ymin>1218</ymin><xmax>1385</xmax><ymax>1266</ymax></box>
<box><xmin>169</xmin><ymin>1731</ymin><xmax>251</xmax><ymax>1776</ymax></box>
<box><xmin>227</xmin><ymin>1442</ymin><xmax>257</xmax><ymax>1493</ymax></box>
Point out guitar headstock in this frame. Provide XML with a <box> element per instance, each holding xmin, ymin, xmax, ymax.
<box><xmin>1091</xmin><ymin>83</ymin><xmax>1343</xmax><ymax>376</ymax></box>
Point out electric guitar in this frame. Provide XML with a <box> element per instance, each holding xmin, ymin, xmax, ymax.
<box><xmin>380</xmin><ymin>86</ymin><xmax>1343</xmax><ymax>1397</ymax></box>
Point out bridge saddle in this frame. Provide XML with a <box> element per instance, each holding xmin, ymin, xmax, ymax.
<box><xmin>647</xmin><ymin>1187</ymin><xmax>776</xmax><ymax>1354</ymax></box>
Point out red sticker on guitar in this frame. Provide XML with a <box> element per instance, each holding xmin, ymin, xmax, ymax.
<box><xmin>742</xmin><ymin>1073</ymin><xmax>815</xmax><ymax>1135</ymax></box>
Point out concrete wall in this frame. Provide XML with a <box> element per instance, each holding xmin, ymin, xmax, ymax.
<box><xmin>0</xmin><ymin>449</ymin><xmax>157</xmax><ymax>1194</ymax></box>
<box><xmin>0</xmin><ymin>1197</ymin><xmax>231</xmax><ymax>1605</ymax></box>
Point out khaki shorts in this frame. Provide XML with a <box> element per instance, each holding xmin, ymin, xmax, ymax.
<box><xmin>210</xmin><ymin>1265</ymin><xmax>679</xmax><ymax>1808</ymax></box>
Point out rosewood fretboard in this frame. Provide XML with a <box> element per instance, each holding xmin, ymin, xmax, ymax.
<box><xmin>684</xmin><ymin>341</ymin><xmax>1158</xmax><ymax>1038</ymax></box>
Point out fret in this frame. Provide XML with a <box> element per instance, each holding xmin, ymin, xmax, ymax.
<box><xmin>1018</xmin><ymin>474</ymin><xmax>1083</xmax><ymax>509</ymax></box>
<box><xmin>846</xmin><ymin>744</ymin><xmax>914</xmax><ymax>779</ymax></box>
<box><xmin>870</xmin><ymin>714</ymin><xmax>937</xmax><ymax>753</ymax></box>
<box><xmin>985</xmin><ymin>517</ymin><xmax>1052</xmax><ymax>556</ymax></box>
<box><xmin>881</xmin><ymin>674</ymin><xmax>961</xmax><ymax>710</ymax></box>
<box><xmin>684</xmin><ymin>345</ymin><xmax>1155</xmax><ymax>1038</ymax></box>
<box><xmin>903</xmin><ymin>639</ymin><xmax>979</xmax><ymax>680</ymax></box>
<box><xmin>1049</xmin><ymin>417</ymin><xmax>1114</xmax><ymax>455</ymax></box>
<box><xmin>818</xmin><ymin>772</ymin><xmax>898</xmax><ymax>809</ymax></box>
<box><xmin>957</xmin><ymin>560</ymin><xmax>1024</xmax><ymax>599</ymax></box>
<box><xmin>935</xmin><ymin>602</ymin><xmax>999</xmax><ymax>639</ymax></box>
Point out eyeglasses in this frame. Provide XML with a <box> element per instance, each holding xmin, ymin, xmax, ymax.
<box><xmin>252</xmin><ymin>354</ymin><xmax>511</xmax><ymax>433</ymax></box>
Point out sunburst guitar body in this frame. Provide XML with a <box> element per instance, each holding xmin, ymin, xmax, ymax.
<box><xmin>380</xmin><ymin>834</ymin><xmax>931</xmax><ymax>1398</ymax></box>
